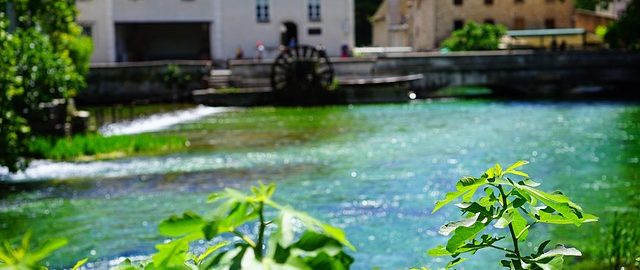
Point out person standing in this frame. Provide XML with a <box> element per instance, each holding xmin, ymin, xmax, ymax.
<box><xmin>235</xmin><ymin>45</ymin><xmax>244</xmax><ymax>59</ymax></box>
<box><xmin>255</xmin><ymin>40</ymin><xmax>265</xmax><ymax>61</ymax></box>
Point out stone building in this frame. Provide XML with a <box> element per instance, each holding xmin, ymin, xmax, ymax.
<box><xmin>372</xmin><ymin>0</ymin><xmax>575</xmax><ymax>50</ymax></box>
<box><xmin>76</xmin><ymin>0</ymin><xmax>355</xmax><ymax>63</ymax></box>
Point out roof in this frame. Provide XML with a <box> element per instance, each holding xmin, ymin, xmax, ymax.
<box><xmin>507</xmin><ymin>28</ymin><xmax>587</xmax><ymax>37</ymax></box>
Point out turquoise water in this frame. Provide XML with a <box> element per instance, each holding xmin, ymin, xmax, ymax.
<box><xmin>1</xmin><ymin>100</ymin><xmax>639</xmax><ymax>269</ymax></box>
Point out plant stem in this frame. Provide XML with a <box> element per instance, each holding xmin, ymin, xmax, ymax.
<box><xmin>233</xmin><ymin>230</ymin><xmax>256</xmax><ymax>248</ymax></box>
<box><xmin>255</xmin><ymin>202</ymin><xmax>266</xmax><ymax>260</ymax></box>
<box><xmin>489</xmin><ymin>245</ymin><xmax>516</xmax><ymax>254</ymax></box>
<box><xmin>498</xmin><ymin>185</ymin><xmax>521</xmax><ymax>259</ymax></box>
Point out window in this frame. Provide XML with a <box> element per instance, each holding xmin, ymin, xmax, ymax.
<box><xmin>484</xmin><ymin>19</ymin><xmax>495</xmax><ymax>24</ymax></box>
<box><xmin>80</xmin><ymin>24</ymin><xmax>92</xmax><ymax>37</ymax></box>
<box><xmin>308</xmin><ymin>28</ymin><xmax>322</xmax><ymax>35</ymax></box>
<box><xmin>545</xmin><ymin>18</ymin><xmax>555</xmax><ymax>28</ymax></box>
<box><xmin>453</xmin><ymin>0</ymin><xmax>463</xmax><ymax>6</ymax></box>
<box><xmin>454</xmin><ymin>20</ymin><xmax>464</xmax><ymax>30</ymax></box>
<box><xmin>513</xmin><ymin>17</ymin><xmax>525</xmax><ymax>29</ymax></box>
<box><xmin>484</xmin><ymin>0</ymin><xmax>494</xmax><ymax>5</ymax></box>
<box><xmin>256</xmin><ymin>0</ymin><xmax>269</xmax><ymax>23</ymax></box>
<box><xmin>308</xmin><ymin>0</ymin><xmax>321</xmax><ymax>21</ymax></box>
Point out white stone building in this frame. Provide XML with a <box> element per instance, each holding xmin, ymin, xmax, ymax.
<box><xmin>76</xmin><ymin>0</ymin><xmax>355</xmax><ymax>63</ymax></box>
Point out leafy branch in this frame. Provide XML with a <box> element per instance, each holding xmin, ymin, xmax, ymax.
<box><xmin>122</xmin><ymin>182</ymin><xmax>355</xmax><ymax>270</ymax></box>
<box><xmin>429</xmin><ymin>161</ymin><xmax>598</xmax><ymax>270</ymax></box>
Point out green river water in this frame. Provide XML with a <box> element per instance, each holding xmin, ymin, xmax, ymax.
<box><xmin>1</xmin><ymin>99</ymin><xmax>639</xmax><ymax>269</ymax></box>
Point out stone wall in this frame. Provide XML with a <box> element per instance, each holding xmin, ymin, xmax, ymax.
<box><xmin>230</xmin><ymin>50</ymin><xmax>640</xmax><ymax>97</ymax></box>
<box><xmin>229</xmin><ymin>57</ymin><xmax>378</xmax><ymax>88</ymax></box>
<box><xmin>375</xmin><ymin>50</ymin><xmax>640</xmax><ymax>96</ymax></box>
<box><xmin>77</xmin><ymin>61</ymin><xmax>211</xmax><ymax>105</ymax></box>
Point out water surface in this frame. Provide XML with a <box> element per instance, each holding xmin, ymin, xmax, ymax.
<box><xmin>1</xmin><ymin>100</ymin><xmax>639</xmax><ymax>269</ymax></box>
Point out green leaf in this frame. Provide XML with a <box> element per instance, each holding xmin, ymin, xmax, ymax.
<box><xmin>158</xmin><ymin>212</ymin><xmax>205</xmax><ymax>237</ymax></box>
<box><xmin>522</xmin><ymin>179</ymin><xmax>541</xmax><ymax>187</ymax></box>
<box><xmin>511</xmin><ymin>210</ymin><xmax>529</xmax><ymax>241</ymax></box>
<box><xmin>446</xmin><ymin>257</ymin><xmax>468</xmax><ymax>268</ymax></box>
<box><xmin>446</xmin><ymin>222</ymin><xmax>486</xmax><ymax>253</ymax></box>
<box><xmin>152</xmin><ymin>238</ymin><xmax>189</xmax><ymax>270</ymax></box>
<box><xmin>433</xmin><ymin>177</ymin><xmax>488</xmax><ymax>213</ymax></box>
<box><xmin>506</xmin><ymin>170</ymin><xmax>529</xmax><ymax>178</ymax></box>
<box><xmin>275</xmin><ymin>211</ymin><xmax>296</xmax><ymax>247</ymax></box>
<box><xmin>534</xmin><ymin>245</ymin><xmax>582</xmax><ymax>261</ymax></box>
<box><xmin>439</xmin><ymin>213</ymin><xmax>480</xmax><ymax>236</ymax></box>
<box><xmin>427</xmin><ymin>245</ymin><xmax>453</xmax><ymax>257</ymax></box>
<box><xmin>293</xmin><ymin>231</ymin><xmax>341</xmax><ymax>251</ymax></box>
<box><xmin>30</xmin><ymin>238</ymin><xmax>68</xmax><ymax>262</ymax></box>
<box><xmin>536</xmin><ymin>240</ymin><xmax>552</xmax><ymax>256</ymax></box>
<box><xmin>505</xmin><ymin>161</ymin><xmax>528</xmax><ymax>173</ymax></box>
<box><xmin>196</xmin><ymin>242</ymin><xmax>227</xmax><ymax>264</ymax></box>
<box><xmin>278</xmin><ymin>207</ymin><xmax>355</xmax><ymax>250</ymax></box>
<box><xmin>518</xmin><ymin>186</ymin><xmax>590</xmax><ymax>226</ymax></box>
<box><xmin>210</xmin><ymin>201</ymin><xmax>259</xmax><ymax>234</ymax></box>
<box><xmin>534</xmin><ymin>211</ymin><xmax>598</xmax><ymax>225</ymax></box>
<box><xmin>494</xmin><ymin>212</ymin><xmax>514</xmax><ymax>229</ymax></box>
<box><xmin>207</xmin><ymin>192</ymin><xmax>225</xmax><ymax>203</ymax></box>
<box><xmin>72</xmin><ymin>258</ymin><xmax>88</xmax><ymax>270</ymax></box>
<box><xmin>535</xmin><ymin>256</ymin><xmax>564</xmax><ymax>270</ymax></box>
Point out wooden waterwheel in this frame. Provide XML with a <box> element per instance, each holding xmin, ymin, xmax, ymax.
<box><xmin>270</xmin><ymin>45</ymin><xmax>335</xmax><ymax>104</ymax></box>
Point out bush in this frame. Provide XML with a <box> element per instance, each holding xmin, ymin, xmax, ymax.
<box><xmin>605</xmin><ymin>0</ymin><xmax>640</xmax><ymax>50</ymax></box>
<box><xmin>0</xmin><ymin>1</ymin><xmax>92</xmax><ymax>172</ymax></box>
<box><xmin>442</xmin><ymin>21</ymin><xmax>506</xmax><ymax>51</ymax></box>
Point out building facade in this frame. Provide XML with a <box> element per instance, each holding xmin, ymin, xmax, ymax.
<box><xmin>77</xmin><ymin>0</ymin><xmax>355</xmax><ymax>63</ymax></box>
<box><xmin>372</xmin><ymin>0</ymin><xmax>574</xmax><ymax>50</ymax></box>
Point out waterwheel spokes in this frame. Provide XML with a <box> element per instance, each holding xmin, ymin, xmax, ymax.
<box><xmin>270</xmin><ymin>44</ymin><xmax>334</xmax><ymax>96</ymax></box>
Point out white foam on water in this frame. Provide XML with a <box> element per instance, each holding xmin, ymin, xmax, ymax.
<box><xmin>0</xmin><ymin>150</ymin><xmax>296</xmax><ymax>181</ymax></box>
<box><xmin>1</xmin><ymin>155</ymin><xmax>236</xmax><ymax>181</ymax></box>
<box><xmin>99</xmin><ymin>105</ymin><xmax>233</xmax><ymax>136</ymax></box>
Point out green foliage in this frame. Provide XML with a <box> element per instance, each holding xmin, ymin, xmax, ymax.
<box><xmin>429</xmin><ymin>161</ymin><xmax>598</xmax><ymax>270</ymax></box>
<box><xmin>575</xmin><ymin>0</ymin><xmax>601</xmax><ymax>10</ymax></box>
<box><xmin>605</xmin><ymin>0</ymin><xmax>640</xmax><ymax>50</ymax></box>
<box><xmin>572</xmin><ymin>211</ymin><xmax>640</xmax><ymax>270</ymax></box>
<box><xmin>0</xmin><ymin>0</ymin><xmax>93</xmax><ymax>172</ymax></box>
<box><xmin>162</xmin><ymin>64</ymin><xmax>192</xmax><ymax>90</ymax></box>
<box><xmin>1</xmin><ymin>13</ymin><xmax>30</xmax><ymax>172</ymax></box>
<box><xmin>0</xmin><ymin>231</ymin><xmax>68</xmax><ymax>270</ymax></box>
<box><xmin>442</xmin><ymin>21</ymin><xmax>506</xmax><ymax>51</ymax></box>
<box><xmin>29</xmin><ymin>133</ymin><xmax>188</xmax><ymax>161</ymax></box>
<box><xmin>120</xmin><ymin>182</ymin><xmax>354</xmax><ymax>270</ymax></box>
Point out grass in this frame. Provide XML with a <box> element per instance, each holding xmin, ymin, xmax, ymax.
<box><xmin>29</xmin><ymin>133</ymin><xmax>189</xmax><ymax>161</ymax></box>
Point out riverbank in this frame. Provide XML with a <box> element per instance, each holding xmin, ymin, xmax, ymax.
<box><xmin>29</xmin><ymin>133</ymin><xmax>189</xmax><ymax>162</ymax></box>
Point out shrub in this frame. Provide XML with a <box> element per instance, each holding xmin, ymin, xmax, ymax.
<box><xmin>442</xmin><ymin>21</ymin><xmax>506</xmax><ymax>51</ymax></box>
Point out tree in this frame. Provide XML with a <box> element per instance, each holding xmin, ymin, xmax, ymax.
<box><xmin>605</xmin><ymin>0</ymin><xmax>640</xmax><ymax>50</ymax></box>
<box><xmin>442</xmin><ymin>21</ymin><xmax>507</xmax><ymax>51</ymax></box>
<box><xmin>0</xmin><ymin>0</ymin><xmax>92</xmax><ymax>172</ymax></box>
<box><xmin>575</xmin><ymin>0</ymin><xmax>601</xmax><ymax>10</ymax></box>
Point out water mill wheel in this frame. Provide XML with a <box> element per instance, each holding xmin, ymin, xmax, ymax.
<box><xmin>270</xmin><ymin>45</ymin><xmax>335</xmax><ymax>105</ymax></box>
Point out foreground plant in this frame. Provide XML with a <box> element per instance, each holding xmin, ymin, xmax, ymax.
<box><xmin>0</xmin><ymin>231</ymin><xmax>86</xmax><ymax>270</ymax></box>
<box><xmin>429</xmin><ymin>161</ymin><xmax>598</xmax><ymax>269</ymax></box>
<box><xmin>118</xmin><ymin>182</ymin><xmax>355</xmax><ymax>270</ymax></box>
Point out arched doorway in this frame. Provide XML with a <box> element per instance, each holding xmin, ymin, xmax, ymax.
<box><xmin>280</xmin><ymin>22</ymin><xmax>298</xmax><ymax>47</ymax></box>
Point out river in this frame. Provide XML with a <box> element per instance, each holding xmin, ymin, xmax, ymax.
<box><xmin>1</xmin><ymin>99</ymin><xmax>639</xmax><ymax>269</ymax></box>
